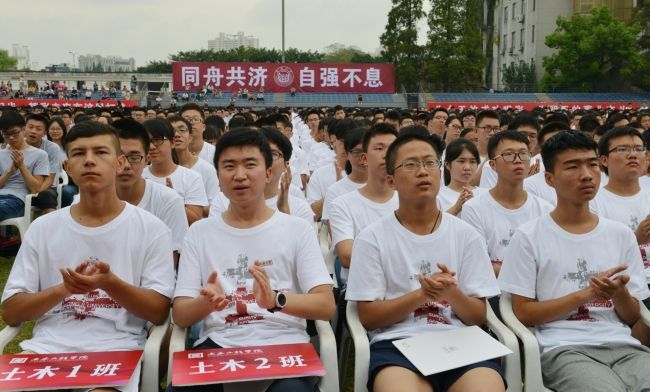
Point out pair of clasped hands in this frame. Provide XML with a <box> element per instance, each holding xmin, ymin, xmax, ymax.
<box><xmin>201</xmin><ymin>260</ymin><xmax>276</xmax><ymax>312</ymax></box>
<box><xmin>585</xmin><ymin>264</ymin><xmax>631</xmax><ymax>301</ymax></box>
<box><xmin>418</xmin><ymin>263</ymin><xmax>458</xmax><ymax>302</ymax></box>
<box><xmin>59</xmin><ymin>258</ymin><xmax>113</xmax><ymax>295</ymax></box>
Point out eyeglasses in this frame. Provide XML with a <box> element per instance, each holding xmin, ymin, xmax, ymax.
<box><xmin>394</xmin><ymin>158</ymin><xmax>442</xmax><ymax>172</ymax></box>
<box><xmin>1</xmin><ymin>129</ymin><xmax>21</xmax><ymax>138</ymax></box>
<box><xmin>271</xmin><ymin>150</ymin><xmax>284</xmax><ymax>160</ymax></box>
<box><xmin>347</xmin><ymin>148</ymin><xmax>364</xmax><ymax>157</ymax></box>
<box><xmin>477</xmin><ymin>126</ymin><xmax>501</xmax><ymax>134</ymax></box>
<box><xmin>183</xmin><ymin>117</ymin><xmax>203</xmax><ymax>124</ymax></box>
<box><xmin>607</xmin><ymin>145</ymin><xmax>647</xmax><ymax>154</ymax></box>
<box><xmin>448</xmin><ymin>124</ymin><xmax>462</xmax><ymax>131</ymax></box>
<box><xmin>492</xmin><ymin>150</ymin><xmax>531</xmax><ymax>162</ymax></box>
<box><xmin>150</xmin><ymin>137</ymin><xmax>168</xmax><ymax>147</ymax></box>
<box><xmin>125</xmin><ymin>154</ymin><xmax>144</xmax><ymax>163</ymax></box>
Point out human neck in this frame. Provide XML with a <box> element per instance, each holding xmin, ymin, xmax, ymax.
<box><xmin>478</xmin><ymin>145</ymin><xmax>488</xmax><ymax>158</ymax></box>
<box><xmin>29</xmin><ymin>139</ymin><xmax>43</xmax><ymax>149</ymax></box>
<box><xmin>448</xmin><ymin>178</ymin><xmax>470</xmax><ymax>192</ymax></box>
<box><xmin>116</xmin><ymin>178</ymin><xmax>146</xmax><ymax>206</ymax></box>
<box><xmin>347</xmin><ymin>169</ymin><xmax>367</xmax><ymax>184</ymax></box>
<box><xmin>222</xmin><ymin>199</ymin><xmax>274</xmax><ymax>229</ymax></box>
<box><xmin>394</xmin><ymin>199</ymin><xmax>441</xmax><ymax>235</ymax></box>
<box><xmin>490</xmin><ymin>179</ymin><xmax>526</xmax><ymax>208</ymax></box>
<box><xmin>264</xmin><ymin>182</ymin><xmax>280</xmax><ymax>199</ymax></box>
<box><xmin>71</xmin><ymin>188</ymin><xmax>125</xmax><ymax>227</ymax></box>
<box><xmin>604</xmin><ymin>176</ymin><xmax>641</xmax><ymax>197</ymax></box>
<box><xmin>150</xmin><ymin>160</ymin><xmax>177</xmax><ymax>177</ymax></box>
<box><xmin>189</xmin><ymin>137</ymin><xmax>204</xmax><ymax>155</ymax></box>
<box><xmin>176</xmin><ymin>148</ymin><xmax>198</xmax><ymax>168</ymax></box>
<box><xmin>359</xmin><ymin>173</ymin><xmax>393</xmax><ymax>202</ymax></box>
<box><xmin>550</xmin><ymin>200</ymin><xmax>597</xmax><ymax>234</ymax></box>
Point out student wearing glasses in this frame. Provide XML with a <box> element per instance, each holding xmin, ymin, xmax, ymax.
<box><xmin>0</xmin><ymin>110</ymin><xmax>49</xmax><ymax>221</ymax></box>
<box><xmin>180</xmin><ymin>103</ymin><xmax>215</xmax><ymax>166</ymax></box>
<box><xmin>346</xmin><ymin>132</ymin><xmax>504</xmax><ymax>392</ymax></box>
<box><xmin>590</xmin><ymin>126</ymin><xmax>650</xmax><ymax>279</ymax></box>
<box><xmin>142</xmin><ymin>119</ymin><xmax>208</xmax><ymax>225</ymax></box>
<box><xmin>461</xmin><ymin>130</ymin><xmax>552</xmax><ymax>276</ymax></box>
<box><xmin>474</xmin><ymin>110</ymin><xmax>502</xmax><ymax>189</ymax></box>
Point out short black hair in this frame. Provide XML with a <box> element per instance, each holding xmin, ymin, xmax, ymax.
<box><xmin>179</xmin><ymin>103</ymin><xmax>205</xmax><ymax>119</ymax></box>
<box><xmin>460</xmin><ymin>128</ymin><xmax>476</xmax><ymax>138</ymax></box>
<box><xmin>0</xmin><ymin>110</ymin><xmax>26</xmax><ymax>130</ymax></box>
<box><xmin>386</xmin><ymin>132</ymin><xmax>440</xmax><ymax>175</ymax></box>
<box><xmin>597</xmin><ymin>126</ymin><xmax>644</xmax><ymax>175</ymax></box>
<box><xmin>538</xmin><ymin>121</ymin><xmax>570</xmax><ymax>147</ymax></box>
<box><xmin>579</xmin><ymin>114</ymin><xmax>601</xmax><ymax>133</ymax></box>
<box><xmin>487</xmin><ymin>130</ymin><xmax>530</xmax><ymax>159</ymax></box>
<box><xmin>543</xmin><ymin>112</ymin><xmax>570</xmax><ymax>126</ymax></box>
<box><xmin>362</xmin><ymin>122</ymin><xmax>398</xmax><ymax>152</ymax></box>
<box><xmin>113</xmin><ymin>118</ymin><xmax>151</xmax><ymax>155</ymax></box>
<box><xmin>508</xmin><ymin>114</ymin><xmax>540</xmax><ymax>132</ymax></box>
<box><xmin>344</xmin><ymin>127</ymin><xmax>366</xmax><ymax>152</ymax></box>
<box><xmin>385</xmin><ymin>110</ymin><xmax>402</xmax><ymax>123</ymax></box>
<box><xmin>167</xmin><ymin>115</ymin><xmax>192</xmax><ymax>133</ymax></box>
<box><xmin>260</xmin><ymin>126</ymin><xmax>292</xmax><ymax>162</ymax></box>
<box><xmin>62</xmin><ymin>121</ymin><xmax>121</xmax><ymax>155</ymax></box>
<box><xmin>542</xmin><ymin>130</ymin><xmax>597</xmax><ymax>173</ymax></box>
<box><xmin>330</xmin><ymin>118</ymin><xmax>358</xmax><ymax>140</ymax></box>
<box><xmin>143</xmin><ymin>118</ymin><xmax>174</xmax><ymax>140</ymax></box>
<box><xmin>205</xmin><ymin>115</ymin><xmax>226</xmax><ymax>132</ymax></box>
<box><xmin>476</xmin><ymin>110</ymin><xmax>500</xmax><ymax>127</ymax></box>
<box><xmin>26</xmin><ymin>113</ymin><xmax>49</xmax><ymax>129</ymax></box>
<box><xmin>214</xmin><ymin>127</ymin><xmax>272</xmax><ymax>170</ymax></box>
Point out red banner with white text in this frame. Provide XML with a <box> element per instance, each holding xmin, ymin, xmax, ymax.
<box><xmin>427</xmin><ymin>102</ymin><xmax>640</xmax><ymax>111</ymax></box>
<box><xmin>172</xmin><ymin>343</ymin><xmax>325</xmax><ymax>387</ymax></box>
<box><xmin>0</xmin><ymin>350</ymin><xmax>142</xmax><ymax>391</ymax></box>
<box><xmin>172</xmin><ymin>62</ymin><xmax>396</xmax><ymax>93</ymax></box>
<box><xmin>0</xmin><ymin>99</ymin><xmax>138</xmax><ymax>109</ymax></box>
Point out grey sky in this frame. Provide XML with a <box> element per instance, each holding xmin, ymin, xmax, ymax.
<box><xmin>2</xmin><ymin>0</ymin><xmax>431</xmax><ymax>68</ymax></box>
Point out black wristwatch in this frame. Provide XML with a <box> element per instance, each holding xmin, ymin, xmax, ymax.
<box><xmin>268</xmin><ymin>290</ymin><xmax>287</xmax><ymax>313</ymax></box>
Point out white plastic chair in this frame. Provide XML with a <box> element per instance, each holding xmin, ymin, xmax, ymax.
<box><xmin>0</xmin><ymin>193</ymin><xmax>36</xmax><ymax>240</ymax></box>
<box><xmin>168</xmin><ymin>319</ymin><xmax>339</xmax><ymax>392</ymax></box>
<box><xmin>346</xmin><ymin>300</ymin><xmax>522</xmax><ymax>392</ymax></box>
<box><xmin>0</xmin><ymin>315</ymin><xmax>171</xmax><ymax>392</ymax></box>
<box><xmin>56</xmin><ymin>171</ymin><xmax>69</xmax><ymax>209</ymax></box>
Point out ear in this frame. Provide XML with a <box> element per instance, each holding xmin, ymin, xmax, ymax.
<box><xmin>544</xmin><ymin>171</ymin><xmax>555</xmax><ymax>189</ymax></box>
<box><xmin>488</xmin><ymin>158</ymin><xmax>496</xmax><ymax>171</ymax></box>
<box><xmin>360</xmin><ymin>153</ymin><xmax>368</xmax><ymax>167</ymax></box>
<box><xmin>599</xmin><ymin>155</ymin><xmax>608</xmax><ymax>170</ymax></box>
<box><xmin>444</xmin><ymin>161</ymin><xmax>451</xmax><ymax>171</ymax></box>
<box><xmin>116</xmin><ymin>154</ymin><xmax>127</xmax><ymax>171</ymax></box>
<box><xmin>387</xmin><ymin>174</ymin><xmax>397</xmax><ymax>191</ymax></box>
<box><xmin>265</xmin><ymin>165</ymin><xmax>272</xmax><ymax>184</ymax></box>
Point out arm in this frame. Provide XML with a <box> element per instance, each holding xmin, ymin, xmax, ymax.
<box><xmin>38</xmin><ymin>173</ymin><xmax>56</xmax><ymax>192</ymax></box>
<box><xmin>335</xmin><ymin>240</ymin><xmax>353</xmax><ymax>268</ymax></box>
<box><xmin>2</xmin><ymin>284</ymin><xmax>69</xmax><ymax>326</ymax></box>
<box><xmin>357</xmin><ymin>289</ymin><xmax>427</xmax><ymax>330</ymax></box>
<box><xmin>185</xmin><ymin>205</ymin><xmax>203</xmax><ymax>225</ymax></box>
<box><xmin>444</xmin><ymin>287</ymin><xmax>487</xmax><ymax>326</ymax></box>
<box><xmin>512</xmin><ymin>291</ymin><xmax>592</xmax><ymax>327</ymax></box>
<box><xmin>0</xmin><ymin>164</ymin><xmax>16</xmax><ymax>188</ymax></box>
<box><xmin>172</xmin><ymin>271</ymin><xmax>230</xmax><ymax>328</ymax></box>
<box><xmin>310</xmin><ymin>198</ymin><xmax>324</xmax><ymax>221</ymax></box>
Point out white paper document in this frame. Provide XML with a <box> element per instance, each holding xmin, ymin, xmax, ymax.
<box><xmin>392</xmin><ymin>326</ymin><xmax>512</xmax><ymax>376</ymax></box>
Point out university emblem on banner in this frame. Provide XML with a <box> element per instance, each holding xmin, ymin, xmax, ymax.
<box><xmin>273</xmin><ymin>66</ymin><xmax>294</xmax><ymax>87</ymax></box>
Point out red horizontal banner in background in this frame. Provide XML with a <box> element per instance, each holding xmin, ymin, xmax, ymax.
<box><xmin>172</xmin><ymin>343</ymin><xmax>325</xmax><ymax>387</ymax></box>
<box><xmin>427</xmin><ymin>102</ymin><xmax>640</xmax><ymax>111</ymax></box>
<box><xmin>0</xmin><ymin>99</ymin><xmax>138</xmax><ymax>109</ymax></box>
<box><xmin>173</xmin><ymin>62</ymin><xmax>396</xmax><ymax>93</ymax></box>
<box><xmin>0</xmin><ymin>350</ymin><xmax>142</xmax><ymax>391</ymax></box>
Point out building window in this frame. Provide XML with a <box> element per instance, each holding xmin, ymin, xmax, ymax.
<box><xmin>532</xmin><ymin>25</ymin><xmax>535</xmax><ymax>43</ymax></box>
<box><xmin>522</xmin><ymin>0</ymin><xmax>525</xmax><ymax>14</ymax></box>
<box><xmin>504</xmin><ymin>6</ymin><xmax>508</xmax><ymax>24</ymax></box>
<box><xmin>533</xmin><ymin>0</ymin><xmax>535</xmax><ymax>11</ymax></box>
<box><xmin>512</xmin><ymin>31</ymin><xmax>516</xmax><ymax>50</ymax></box>
<box><xmin>512</xmin><ymin>3</ymin><xmax>516</xmax><ymax>19</ymax></box>
<box><xmin>504</xmin><ymin>34</ymin><xmax>508</xmax><ymax>53</ymax></box>
<box><xmin>520</xmin><ymin>29</ymin><xmax>525</xmax><ymax>49</ymax></box>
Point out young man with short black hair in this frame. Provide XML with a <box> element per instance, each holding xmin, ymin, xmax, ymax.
<box><xmin>346</xmin><ymin>132</ymin><xmax>504</xmax><ymax>392</ymax></box>
<box><xmin>172</xmin><ymin>128</ymin><xmax>334</xmax><ymax>392</ymax></box>
<box><xmin>180</xmin><ymin>103</ymin><xmax>215</xmax><ymax>165</ymax></box>
<box><xmin>474</xmin><ymin>110</ymin><xmax>501</xmax><ymax>188</ymax></box>
<box><xmin>2</xmin><ymin>121</ymin><xmax>175</xmax><ymax>392</ymax></box>
<box><xmin>462</xmin><ymin>130</ymin><xmax>552</xmax><ymax>276</ymax></box>
<box><xmin>25</xmin><ymin>113</ymin><xmax>63</xmax><ymax>213</ymax></box>
<box><xmin>499</xmin><ymin>130</ymin><xmax>650</xmax><ymax>391</ymax></box>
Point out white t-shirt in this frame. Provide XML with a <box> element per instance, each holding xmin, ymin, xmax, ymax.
<box><xmin>0</xmin><ymin>146</ymin><xmax>49</xmax><ymax>202</ymax></box>
<box><xmin>189</xmin><ymin>158</ymin><xmax>219</xmax><ymax>204</ymax></box>
<box><xmin>198</xmin><ymin>141</ymin><xmax>216</xmax><ymax>166</ymax></box>
<box><xmin>330</xmin><ymin>190</ymin><xmax>399</xmax><ymax>280</ymax></box>
<box><xmin>437</xmin><ymin>186</ymin><xmax>483</xmax><ymax>213</ymax></box>
<box><xmin>174</xmin><ymin>212</ymin><xmax>332</xmax><ymax>348</ymax></box>
<box><xmin>640</xmin><ymin>175</ymin><xmax>650</xmax><ymax>190</ymax></box>
<box><xmin>478</xmin><ymin>162</ymin><xmax>498</xmax><ymax>189</ymax></box>
<box><xmin>591</xmin><ymin>187</ymin><xmax>650</xmax><ymax>275</ymax></box>
<box><xmin>524</xmin><ymin>171</ymin><xmax>557</xmax><ymax>206</ymax></box>
<box><xmin>306</xmin><ymin>163</ymin><xmax>343</xmax><ymax>204</ymax></box>
<box><xmin>209</xmin><ymin>192</ymin><xmax>314</xmax><ymax>225</ymax></box>
<box><xmin>307</xmin><ymin>143</ymin><xmax>335</xmax><ymax>172</ymax></box>
<box><xmin>143</xmin><ymin>165</ymin><xmax>208</xmax><ymax>207</ymax></box>
<box><xmin>498</xmin><ymin>215</ymin><xmax>650</xmax><ymax>353</ymax></box>
<box><xmin>1</xmin><ymin>204</ymin><xmax>175</xmax><ymax>353</ymax></box>
<box><xmin>461</xmin><ymin>191</ymin><xmax>553</xmax><ymax>265</ymax></box>
<box><xmin>346</xmin><ymin>213</ymin><xmax>499</xmax><ymax>344</ymax></box>
<box><xmin>138</xmin><ymin>180</ymin><xmax>189</xmax><ymax>252</ymax></box>
<box><xmin>321</xmin><ymin>176</ymin><xmax>365</xmax><ymax>221</ymax></box>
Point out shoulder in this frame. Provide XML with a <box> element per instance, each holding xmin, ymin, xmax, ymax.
<box><xmin>147</xmin><ymin>180</ymin><xmax>183</xmax><ymax>203</ymax></box>
<box><xmin>176</xmin><ymin>165</ymin><xmax>203</xmax><ymax>181</ymax></box>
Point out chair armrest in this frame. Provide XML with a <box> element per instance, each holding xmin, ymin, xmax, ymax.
<box><xmin>499</xmin><ymin>293</ymin><xmax>551</xmax><ymax>392</ymax></box>
<box><xmin>486</xmin><ymin>300</ymin><xmax>522</xmax><ymax>392</ymax></box>
<box><xmin>346</xmin><ymin>301</ymin><xmax>370</xmax><ymax>392</ymax></box>
<box><xmin>315</xmin><ymin>320</ymin><xmax>338</xmax><ymax>392</ymax></box>
<box><xmin>141</xmin><ymin>314</ymin><xmax>170</xmax><ymax>392</ymax></box>
<box><xmin>167</xmin><ymin>322</ymin><xmax>188</xmax><ymax>386</ymax></box>
<box><xmin>0</xmin><ymin>325</ymin><xmax>21</xmax><ymax>352</ymax></box>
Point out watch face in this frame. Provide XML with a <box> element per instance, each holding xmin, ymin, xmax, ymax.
<box><xmin>277</xmin><ymin>292</ymin><xmax>287</xmax><ymax>307</ymax></box>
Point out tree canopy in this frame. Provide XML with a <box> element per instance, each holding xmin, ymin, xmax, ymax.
<box><xmin>0</xmin><ymin>50</ymin><xmax>18</xmax><ymax>71</ymax></box>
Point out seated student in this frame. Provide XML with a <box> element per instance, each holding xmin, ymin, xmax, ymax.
<box><xmin>113</xmin><ymin>119</ymin><xmax>189</xmax><ymax>267</ymax></box>
<box><xmin>330</xmin><ymin>123</ymin><xmax>398</xmax><ymax>282</ymax></box>
<box><xmin>24</xmin><ymin>113</ymin><xmax>63</xmax><ymax>214</ymax></box>
<box><xmin>474</xmin><ymin>110</ymin><xmax>501</xmax><ymax>189</ymax></box>
<box><xmin>142</xmin><ymin>119</ymin><xmax>208</xmax><ymax>225</ymax></box>
<box><xmin>0</xmin><ymin>110</ymin><xmax>49</xmax><ymax>220</ymax></box>
<box><xmin>322</xmin><ymin>127</ymin><xmax>368</xmax><ymax>227</ymax></box>
<box><xmin>180</xmin><ymin>103</ymin><xmax>215</xmax><ymax>165</ymax></box>
<box><xmin>590</xmin><ymin>126</ymin><xmax>650</xmax><ymax>276</ymax></box>
<box><xmin>439</xmin><ymin>138</ymin><xmax>482</xmax><ymax>216</ymax></box>
<box><xmin>346</xmin><ymin>133</ymin><xmax>505</xmax><ymax>392</ymax></box>
<box><xmin>462</xmin><ymin>130</ymin><xmax>552</xmax><ymax>276</ymax></box>
<box><xmin>498</xmin><ymin>130</ymin><xmax>650</xmax><ymax>392</ymax></box>
<box><xmin>1</xmin><ymin>121</ymin><xmax>175</xmax><ymax>392</ymax></box>
<box><xmin>523</xmin><ymin>122</ymin><xmax>567</xmax><ymax>206</ymax></box>
<box><xmin>171</xmin><ymin>128</ymin><xmax>335</xmax><ymax>392</ymax></box>
<box><xmin>642</xmin><ymin>130</ymin><xmax>650</xmax><ymax>190</ymax></box>
<box><xmin>209</xmin><ymin>127</ymin><xmax>314</xmax><ymax>225</ymax></box>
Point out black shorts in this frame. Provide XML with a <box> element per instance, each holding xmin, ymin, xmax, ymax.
<box><xmin>368</xmin><ymin>339</ymin><xmax>505</xmax><ymax>392</ymax></box>
<box><xmin>32</xmin><ymin>188</ymin><xmax>58</xmax><ymax>210</ymax></box>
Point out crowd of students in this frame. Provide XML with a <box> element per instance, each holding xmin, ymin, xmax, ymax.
<box><xmin>0</xmin><ymin>101</ymin><xmax>648</xmax><ymax>392</ymax></box>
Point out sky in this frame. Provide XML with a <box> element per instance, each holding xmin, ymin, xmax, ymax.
<box><xmin>2</xmin><ymin>0</ymin><xmax>431</xmax><ymax>69</ymax></box>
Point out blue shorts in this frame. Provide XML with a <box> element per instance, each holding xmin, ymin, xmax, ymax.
<box><xmin>368</xmin><ymin>339</ymin><xmax>506</xmax><ymax>392</ymax></box>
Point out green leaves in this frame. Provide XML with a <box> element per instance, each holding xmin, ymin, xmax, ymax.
<box><xmin>0</xmin><ymin>50</ymin><xmax>17</xmax><ymax>71</ymax></box>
